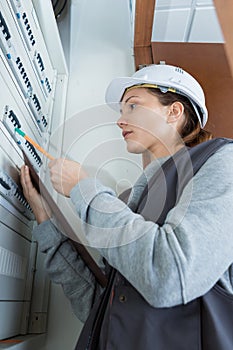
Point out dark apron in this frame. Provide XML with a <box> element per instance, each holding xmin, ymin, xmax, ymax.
<box><xmin>76</xmin><ymin>138</ymin><xmax>233</xmax><ymax>350</ymax></box>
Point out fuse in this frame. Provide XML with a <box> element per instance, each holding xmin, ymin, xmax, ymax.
<box><xmin>32</xmin><ymin>94</ymin><xmax>41</xmax><ymax>111</ymax></box>
<box><xmin>18</xmin><ymin>12</ymin><xmax>36</xmax><ymax>49</ymax></box>
<box><xmin>15</xmin><ymin>56</ymin><xmax>32</xmax><ymax>90</ymax></box>
<box><xmin>0</xmin><ymin>170</ymin><xmax>34</xmax><ymax>220</ymax></box>
<box><xmin>36</xmin><ymin>53</ymin><xmax>45</xmax><ymax>72</ymax></box>
<box><xmin>0</xmin><ymin>11</ymin><xmax>11</xmax><ymax>41</ymax></box>
<box><xmin>28</xmin><ymin>94</ymin><xmax>49</xmax><ymax>132</ymax></box>
<box><xmin>45</xmin><ymin>77</ymin><xmax>52</xmax><ymax>93</ymax></box>
<box><xmin>3</xmin><ymin>106</ymin><xmax>21</xmax><ymax>140</ymax></box>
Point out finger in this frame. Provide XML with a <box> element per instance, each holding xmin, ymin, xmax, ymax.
<box><xmin>48</xmin><ymin>158</ymin><xmax>57</xmax><ymax>169</ymax></box>
<box><xmin>20</xmin><ymin>166</ymin><xmax>35</xmax><ymax>197</ymax></box>
<box><xmin>20</xmin><ymin>165</ymin><xmax>27</xmax><ymax>189</ymax></box>
<box><xmin>20</xmin><ymin>165</ymin><xmax>25</xmax><ymax>181</ymax></box>
<box><xmin>23</xmin><ymin>166</ymin><xmax>35</xmax><ymax>190</ymax></box>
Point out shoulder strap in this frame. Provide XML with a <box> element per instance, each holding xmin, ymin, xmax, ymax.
<box><xmin>136</xmin><ymin>138</ymin><xmax>233</xmax><ymax>225</ymax></box>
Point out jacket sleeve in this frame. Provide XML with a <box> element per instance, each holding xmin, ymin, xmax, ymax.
<box><xmin>33</xmin><ymin>220</ymin><xmax>105</xmax><ymax>323</ymax></box>
<box><xmin>70</xmin><ymin>143</ymin><xmax>233</xmax><ymax>308</ymax></box>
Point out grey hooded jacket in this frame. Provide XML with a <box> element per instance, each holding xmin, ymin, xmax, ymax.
<box><xmin>33</xmin><ymin>140</ymin><xmax>233</xmax><ymax>348</ymax></box>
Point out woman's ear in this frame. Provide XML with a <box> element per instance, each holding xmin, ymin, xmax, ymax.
<box><xmin>167</xmin><ymin>102</ymin><xmax>184</xmax><ymax>124</ymax></box>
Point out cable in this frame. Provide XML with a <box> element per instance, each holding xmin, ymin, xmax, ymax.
<box><xmin>55</xmin><ymin>0</ymin><xmax>68</xmax><ymax>19</ymax></box>
<box><xmin>52</xmin><ymin>0</ymin><xmax>60</xmax><ymax>10</ymax></box>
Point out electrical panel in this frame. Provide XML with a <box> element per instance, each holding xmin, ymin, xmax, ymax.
<box><xmin>0</xmin><ymin>0</ymin><xmax>67</xmax><ymax>347</ymax></box>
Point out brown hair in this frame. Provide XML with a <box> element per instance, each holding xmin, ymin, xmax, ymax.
<box><xmin>147</xmin><ymin>88</ymin><xmax>212</xmax><ymax>147</ymax></box>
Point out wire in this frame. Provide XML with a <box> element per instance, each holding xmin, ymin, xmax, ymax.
<box><xmin>55</xmin><ymin>0</ymin><xmax>68</xmax><ymax>19</ymax></box>
<box><xmin>52</xmin><ymin>0</ymin><xmax>60</xmax><ymax>10</ymax></box>
<box><xmin>51</xmin><ymin>0</ymin><xmax>57</xmax><ymax>9</ymax></box>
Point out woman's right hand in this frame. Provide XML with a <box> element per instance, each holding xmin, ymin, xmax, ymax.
<box><xmin>20</xmin><ymin>165</ymin><xmax>52</xmax><ymax>224</ymax></box>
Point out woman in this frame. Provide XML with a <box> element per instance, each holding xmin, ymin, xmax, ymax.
<box><xmin>21</xmin><ymin>64</ymin><xmax>233</xmax><ymax>349</ymax></box>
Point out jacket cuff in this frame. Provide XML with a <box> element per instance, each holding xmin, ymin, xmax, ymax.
<box><xmin>70</xmin><ymin>178</ymin><xmax>115</xmax><ymax>219</ymax></box>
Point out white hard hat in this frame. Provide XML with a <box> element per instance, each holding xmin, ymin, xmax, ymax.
<box><xmin>105</xmin><ymin>64</ymin><xmax>208</xmax><ymax>128</ymax></box>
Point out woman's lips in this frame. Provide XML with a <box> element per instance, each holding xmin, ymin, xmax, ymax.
<box><xmin>122</xmin><ymin>131</ymin><xmax>133</xmax><ymax>139</ymax></box>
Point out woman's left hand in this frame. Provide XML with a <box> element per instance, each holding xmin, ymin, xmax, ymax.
<box><xmin>48</xmin><ymin>158</ymin><xmax>88</xmax><ymax>197</ymax></box>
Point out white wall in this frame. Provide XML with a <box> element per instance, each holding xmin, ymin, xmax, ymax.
<box><xmin>66</xmin><ymin>0</ymin><xmax>135</xmax><ymax>115</ymax></box>
<box><xmin>44</xmin><ymin>1</ymin><xmax>138</xmax><ymax>349</ymax></box>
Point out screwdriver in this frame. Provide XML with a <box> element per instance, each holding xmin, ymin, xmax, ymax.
<box><xmin>15</xmin><ymin>127</ymin><xmax>54</xmax><ymax>160</ymax></box>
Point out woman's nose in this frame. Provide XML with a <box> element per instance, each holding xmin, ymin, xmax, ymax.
<box><xmin>117</xmin><ymin>115</ymin><xmax>128</xmax><ymax>128</ymax></box>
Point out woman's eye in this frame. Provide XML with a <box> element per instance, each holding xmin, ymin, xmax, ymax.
<box><xmin>129</xmin><ymin>103</ymin><xmax>137</xmax><ymax>111</ymax></box>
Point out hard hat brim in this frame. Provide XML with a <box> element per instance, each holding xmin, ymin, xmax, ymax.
<box><xmin>105</xmin><ymin>76</ymin><xmax>208</xmax><ymax>128</ymax></box>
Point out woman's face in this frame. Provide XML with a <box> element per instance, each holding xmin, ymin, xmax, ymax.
<box><xmin>117</xmin><ymin>87</ymin><xmax>178</xmax><ymax>156</ymax></box>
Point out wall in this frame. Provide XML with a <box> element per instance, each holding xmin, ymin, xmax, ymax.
<box><xmin>43</xmin><ymin>1</ymin><xmax>138</xmax><ymax>349</ymax></box>
<box><xmin>152</xmin><ymin>0</ymin><xmax>224</xmax><ymax>43</ymax></box>
<box><xmin>150</xmin><ymin>0</ymin><xmax>233</xmax><ymax>138</ymax></box>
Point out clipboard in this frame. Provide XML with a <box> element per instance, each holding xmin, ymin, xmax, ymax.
<box><xmin>23</xmin><ymin>151</ymin><xmax>108</xmax><ymax>288</ymax></box>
